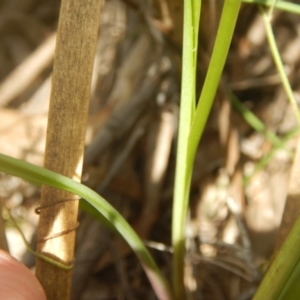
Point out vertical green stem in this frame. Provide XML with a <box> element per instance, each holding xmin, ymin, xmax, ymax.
<box><xmin>172</xmin><ymin>1</ymin><xmax>241</xmax><ymax>299</ymax></box>
<box><xmin>172</xmin><ymin>1</ymin><xmax>200</xmax><ymax>299</ymax></box>
<box><xmin>188</xmin><ymin>0</ymin><xmax>241</xmax><ymax>165</ymax></box>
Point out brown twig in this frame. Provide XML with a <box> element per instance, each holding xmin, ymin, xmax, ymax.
<box><xmin>35</xmin><ymin>1</ymin><xmax>102</xmax><ymax>299</ymax></box>
<box><xmin>0</xmin><ymin>33</ymin><xmax>56</xmax><ymax>107</ymax></box>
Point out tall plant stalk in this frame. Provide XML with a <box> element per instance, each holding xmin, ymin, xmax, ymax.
<box><xmin>172</xmin><ymin>1</ymin><xmax>241</xmax><ymax>299</ymax></box>
<box><xmin>35</xmin><ymin>0</ymin><xmax>102</xmax><ymax>299</ymax></box>
<box><xmin>171</xmin><ymin>1</ymin><xmax>200</xmax><ymax>299</ymax></box>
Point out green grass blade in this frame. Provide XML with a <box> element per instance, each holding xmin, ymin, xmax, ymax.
<box><xmin>253</xmin><ymin>214</ymin><xmax>300</xmax><ymax>300</ymax></box>
<box><xmin>172</xmin><ymin>1</ymin><xmax>241</xmax><ymax>299</ymax></box>
<box><xmin>242</xmin><ymin>0</ymin><xmax>300</xmax><ymax>15</ymax></box>
<box><xmin>172</xmin><ymin>1</ymin><xmax>201</xmax><ymax>298</ymax></box>
<box><xmin>244</xmin><ymin>127</ymin><xmax>298</xmax><ymax>185</ymax></box>
<box><xmin>191</xmin><ymin>0</ymin><xmax>201</xmax><ymax>115</ymax></box>
<box><xmin>188</xmin><ymin>0</ymin><xmax>242</xmax><ymax>176</ymax></box>
<box><xmin>260</xmin><ymin>5</ymin><xmax>300</xmax><ymax>126</ymax></box>
<box><xmin>252</xmin><ymin>4</ymin><xmax>300</xmax><ymax>300</ymax></box>
<box><xmin>0</xmin><ymin>153</ymin><xmax>173</xmax><ymax>300</ymax></box>
<box><xmin>171</xmin><ymin>0</ymin><xmax>200</xmax><ymax>296</ymax></box>
<box><xmin>177</xmin><ymin>3</ymin><xmax>242</xmax><ymax>286</ymax></box>
<box><xmin>277</xmin><ymin>257</ymin><xmax>300</xmax><ymax>300</ymax></box>
<box><xmin>230</xmin><ymin>93</ymin><xmax>284</xmax><ymax>147</ymax></box>
<box><xmin>229</xmin><ymin>93</ymin><xmax>298</xmax><ymax>184</ymax></box>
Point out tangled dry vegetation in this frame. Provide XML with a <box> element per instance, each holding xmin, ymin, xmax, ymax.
<box><xmin>0</xmin><ymin>0</ymin><xmax>300</xmax><ymax>299</ymax></box>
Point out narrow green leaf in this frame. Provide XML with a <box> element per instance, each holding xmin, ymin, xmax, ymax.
<box><xmin>242</xmin><ymin>0</ymin><xmax>300</xmax><ymax>15</ymax></box>
<box><xmin>259</xmin><ymin>5</ymin><xmax>300</xmax><ymax>126</ymax></box>
<box><xmin>172</xmin><ymin>1</ymin><xmax>241</xmax><ymax>299</ymax></box>
<box><xmin>172</xmin><ymin>1</ymin><xmax>201</xmax><ymax>298</ymax></box>
<box><xmin>0</xmin><ymin>153</ymin><xmax>172</xmax><ymax>300</ymax></box>
<box><xmin>253</xmin><ymin>215</ymin><xmax>300</xmax><ymax>300</ymax></box>
<box><xmin>188</xmin><ymin>0</ymin><xmax>242</xmax><ymax>167</ymax></box>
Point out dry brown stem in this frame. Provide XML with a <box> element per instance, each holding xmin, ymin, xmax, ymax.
<box><xmin>35</xmin><ymin>0</ymin><xmax>102</xmax><ymax>299</ymax></box>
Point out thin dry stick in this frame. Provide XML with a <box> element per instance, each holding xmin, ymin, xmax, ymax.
<box><xmin>35</xmin><ymin>1</ymin><xmax>102</xmax><ymax>299</ymax></box>
<box><xmin>0</xmin><ymin>33</ymin><xmax>56</xmax><ymax>107</ymax></box>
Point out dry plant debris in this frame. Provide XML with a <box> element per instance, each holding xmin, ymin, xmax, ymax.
<box><xmin>0</xmin><ymin>1</ymin><xmax>300</xmax><ymax>299</ymax></box>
